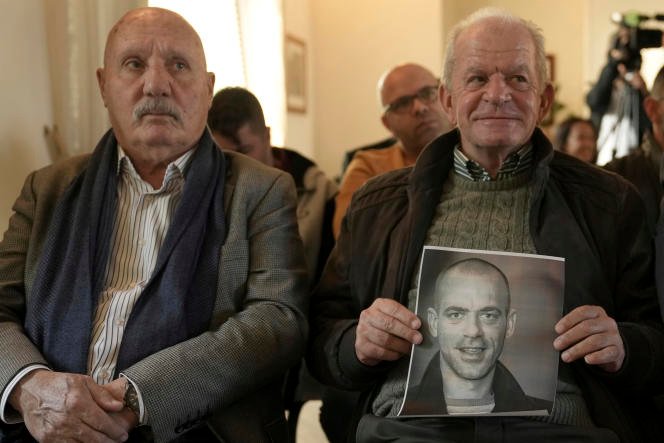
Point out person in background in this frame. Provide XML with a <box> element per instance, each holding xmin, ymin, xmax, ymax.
<box><xmin>308</xmin><ymin>7</ymin><xmax>664</xmax><ymax>442</ymax></box>
<box><xmin>332</xmin><ymin>63</ymin><xmax>451</xmax><ymax>238</ymax></box>
<box><xmin>586</xmin><ymin>25</ymin><xmax>650</xmax><ymax>165</ymax></box>
<box><xmin>208</xmin><ymin>87</ymin><xmax>337</xmax><ymax>286</ymax></box>
<box><xmin>0</xmin><ymin>8</ymin><xmax>307</xmax><ymax>443</ymax></box>
<box><xmin>208</xmin><ymin>87</ymin><xmax>338</xmax><ymax>442</ymax></box>
<box><xmin>554</xmin><ymin>116</ymin><xmax>597</xmax><ymax>163</ymax></box>
<box><xmin>605</xmin><ymin>65</ymin><xmax>664</xmax><ymax>233</ymax></box>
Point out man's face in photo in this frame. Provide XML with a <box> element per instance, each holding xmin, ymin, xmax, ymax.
<box><xmin>428</xmin><ymin>265</ymin><xmax>516</xmax><ymax>381</ymax></box>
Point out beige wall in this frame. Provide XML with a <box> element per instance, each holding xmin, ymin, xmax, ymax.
<box><xmin>0</xmin><ymin>0</ymin><xmax>53</xmax><ymax>235</ymax></box>
<box><xmin>283</xmin><ymin>0</ymin><xmax>315</xmax><ymax>159</ymax></box>
<box><xmin>310</xmin><ymin>0</ymin><xmax>444</xmax><ymax>178</ymax></box>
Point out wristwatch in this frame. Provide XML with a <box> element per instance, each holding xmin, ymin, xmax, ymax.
<box><xmin>124</xmin><ymin>380</ymin><xmax>141</xmax><ymax>419</ymax></box>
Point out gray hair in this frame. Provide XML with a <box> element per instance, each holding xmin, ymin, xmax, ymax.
<box><xmin>442</xmin><ymin>7</ymin><xmax>549</xmax><ymax>92</ymax></box>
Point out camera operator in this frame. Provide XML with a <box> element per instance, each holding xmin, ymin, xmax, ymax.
<box><xmin>587</xmin><ymin>24</ymin><xmax>650</xmax><ymax>165</ymax></box>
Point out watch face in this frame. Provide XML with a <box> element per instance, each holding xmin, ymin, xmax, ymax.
<box><xmin>124</xmin><ymin>381</ymin><xmax>141</xmax><ymax>418</ymax></box>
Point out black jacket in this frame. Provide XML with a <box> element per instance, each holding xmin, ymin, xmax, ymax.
<box><xmin>604</xmin><ymin>133</ymin><xmax>662</xmax><ymax>234</ymax></box>
<box><xmin>308</xmin><ymin>128</ymin><xmax>664</xmax><ymax>442</ymax></box>
<box><xmin>402</xmin><ymin>356</ymin><xmax>552</xmax><ymax>416</ymax></box>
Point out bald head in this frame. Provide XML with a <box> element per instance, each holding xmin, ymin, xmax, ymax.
<box><xmin>434</xmin><ymin>258</ymin><xmax>511</xmax><ymax>312</ymax></box>
<box><xmin>645</xmin><ymin>65</ymin><xmax>664</xmax><ymax>150</ymax></box>
<box><xmin>377</xmin><ymin>63</ymin><xmax>439</xmax><ymax>108</ymax></box>
<box><xmin>653</xmin><ymin>65</ymin><xmax>664</xmax><ymax>99</ymax></box>
<box><xmin>103</xmin><ymin>7</ymin><xmax>207</xmax><ymax>69</ymax></box>
<box><xmin>376</xmin><ymin>63</ymin><xmax>449</xmax><ymax>159</ymax></box>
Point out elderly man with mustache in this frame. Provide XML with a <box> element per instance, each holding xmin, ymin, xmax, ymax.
<box><xmin>0</xmin><ymin>7</ymin><xmax>307</xmax><ymax>443</ymax></box>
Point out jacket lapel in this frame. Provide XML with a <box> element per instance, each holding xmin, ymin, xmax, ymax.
<box><xmin>396</xmin><ymin>131</ymin><xmax>458</xmax><ymax>301</ymax></box>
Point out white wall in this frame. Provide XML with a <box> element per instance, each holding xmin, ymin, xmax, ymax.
<box><xmin>0</xmin><ymin>0</ymin><xmax>53</xmax><ymax>235</ymax></box>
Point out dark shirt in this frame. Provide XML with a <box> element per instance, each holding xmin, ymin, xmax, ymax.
<box><xmin>401</xmin><ymin>353</ymin><xmax>552</xmax><ymax>416</ymax></box>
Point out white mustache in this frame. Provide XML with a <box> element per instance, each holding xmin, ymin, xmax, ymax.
<box><xmin>133</xmin><ymin>99</ymin><xmax>181</xmax><ymax>122</ymax></box>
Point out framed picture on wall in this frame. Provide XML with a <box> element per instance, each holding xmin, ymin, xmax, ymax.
<box><xmin>285</xmin><ymin>34</ymin><xmax>307</xmax><ymax>113</ymax></box>
<box><xmin>546</xmin><ymin>54</ymin><xmax>555</xmax><ymax>82</ymax></box>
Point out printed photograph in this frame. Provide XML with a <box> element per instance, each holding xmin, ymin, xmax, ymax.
<box><xmin>398</xmin><ymin>246</ymin><xmax>564</xmax><ymax>417</ymax></box>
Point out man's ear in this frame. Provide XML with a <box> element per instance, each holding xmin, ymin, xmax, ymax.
<box><xmin>96</xmin><ymin>68</ymin><xmax>107</xmax><ymax>107</ymax></box>
<box><xmin>427</xmin><ymin>307</ymin><xmax>439</xmax><ymax>338</ymax></box>
<box><xmin>440</xmin><ymin>85</ymin><xmax>457</xmax><ymax>126</ymax></box>
<box><xmin>264</xmin><ymin>126</ymin><xmax>272</xmax><ymax>146</ymax></box>
<box><xmin>505</xmin><ymin>309</ymin><xmax>517</xmax><ymax>339</ymax></box>
<box><xmin>643</xmin><ymin>96</ymin><xmax>659</xmax><ymax>123</ymax></box>
<box><xmin>537</xmin><ymin>83</ymin><xmax>555</xmax><ymax>124</ymax></box>
<box><xmin>381</xmin><ymin>113</ymin><xmax>393</xmax><ymax>134</ymax></box>
<box><xmin>207</xmin><ymin>72</ymin><xmax>215</xmax><ymax>101</ymax></box>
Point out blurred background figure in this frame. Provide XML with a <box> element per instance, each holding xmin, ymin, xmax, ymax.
<box><xmin>208</xmin><ymin>87</ymin><xmax>337</xmax><ymax>287</ymax></box>
<box><xmin>605</xmin><ymin>65</ymin><xmax>664</xmax><ymax>234</ymax></box>
<box><xmin>586</xmin><ymin>11</ymin><xmax>664</xmax><ymax>165</ymax></box>
<box><xmin>554</xmin><ymin>116</ymin><xmax>598</xmax><ymax>163</ymax></box>
<box><xmin>208</xmin><ymin>87</ymin><xmax>337</xmax><ymax>442</ymax></box>
<box><xmin>333</xmin><ymin>63</ymin><xmax>452</xmax><ymax>238</ymax></box>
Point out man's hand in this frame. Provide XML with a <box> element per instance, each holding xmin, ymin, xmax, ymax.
<box><xmin>617</xmin><ymin>63</ymin><xmax>647</xmax><ymax>93</ymax></box>
<box><xmin>9</xmin><ymin>370</ymin><xmax>129</xmax><ymax>443</ymax></box>
<box><xmin>355</xmin><ymin>298</ymin><xmax>423</xmax><ymax>366</ymax></box>
<box><xmin>553</xmin><ymin>305</ymin><xmax>625</xmax><ymax>372</ymax></box>
<box><xmin>102</xmin><ymin>378</ymin><xmax>139</xmax><ymax>430</ymax></box>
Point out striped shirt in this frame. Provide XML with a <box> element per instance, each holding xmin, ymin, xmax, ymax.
<box><xmin>87</xmin><ymin>147</ymin><xmax>194</xmax><ymax>384</ymax></box>
<box><xmin>453</xmin><ymin>143</ymin><xmax>533</xmax><ymax>181</ymax></box>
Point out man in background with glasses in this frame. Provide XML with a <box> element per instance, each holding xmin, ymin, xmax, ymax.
<box><xmin>332</xmin><ymin>63</ymin><xmax>451</xmax><ymax>238</ymax></box>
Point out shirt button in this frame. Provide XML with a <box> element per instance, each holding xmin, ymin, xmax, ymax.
<box><xmin>115</xmin><ymin>318</ymin><xmax>126</xmax><ymax>327</ymax></box>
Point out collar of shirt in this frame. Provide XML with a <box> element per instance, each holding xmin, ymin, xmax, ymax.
<box><xmin>116</xmin><ymin>146</ymin><xmax>196</xmax><ymax>193</ymax></box>
<box><xmin>453</xmin><ymin>143</ymin><xmax>533</xmax><ymax>181</ymax></box>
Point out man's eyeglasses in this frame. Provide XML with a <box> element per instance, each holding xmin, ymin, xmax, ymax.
<box><xmin>383</xmin><ymin>85</ymin><xmax>440</xmax><ymax>115</ymax></box>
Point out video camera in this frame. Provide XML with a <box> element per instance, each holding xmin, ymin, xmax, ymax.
<box><xmin>610</xmin><ymin>11</ymin><xmax>664</xmax><ymax>71</ymax></box>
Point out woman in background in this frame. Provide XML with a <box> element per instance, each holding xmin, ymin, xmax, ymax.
<box><xmin>554</xmin><ymin>116</ymin><xmax>598</xmax><ymax>163</ymax></box>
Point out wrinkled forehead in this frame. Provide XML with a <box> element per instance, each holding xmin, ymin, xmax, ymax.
<box><xmin>104</xmin><ymin>8</ymin><xmax>206</xmax><ymax>66</ymax></box>
<box><xmin>437</xmin><ymin>267</ymin><xmax>510</xmax><ymax>308</ymax></box>
<box><xmin>455</xmin><ymin>19</ymin><xmax>535</xmax><ymax>69</ymax></box>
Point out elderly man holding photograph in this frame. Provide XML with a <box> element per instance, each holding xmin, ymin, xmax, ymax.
<box><xmin>308</xmin><ymin>7</ymin><xmax>664</xmax><ymax>443</ymax></box>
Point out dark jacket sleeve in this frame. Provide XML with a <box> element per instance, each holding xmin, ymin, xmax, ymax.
<box><xmin>586</xmin><ymin>59</ymin><xmax>620</xmax><ymax>129</ymax></box>
<box><xmin>597</xmin><ymin>179</ymin><xmax>664</xmax><ymax>394</ymax></box>
<box><xmin>306</xmin><ymin>197</ymin><xmax>394</xmax><ymax>391</ymax></box>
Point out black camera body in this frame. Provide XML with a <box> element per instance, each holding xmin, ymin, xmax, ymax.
<box><xmin>611</xmin><ymin>11</ymin><xmax>663</xmax><ymax>71</ymax></box>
